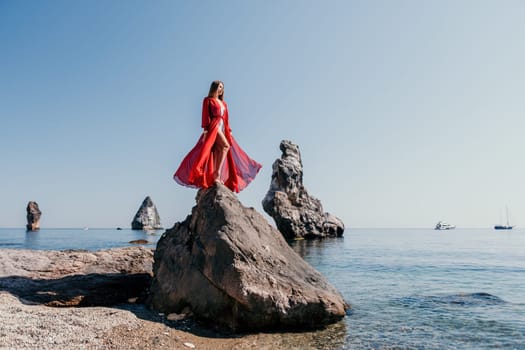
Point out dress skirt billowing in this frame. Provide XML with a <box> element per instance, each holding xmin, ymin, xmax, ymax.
<box><xmin>173</xmin><ymin>116</ymin><xmax>261</xmax><ymax>193</ymax></box>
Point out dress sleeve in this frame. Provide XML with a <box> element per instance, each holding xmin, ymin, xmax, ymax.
<box><xmin>202</xmin><ymin>98</ymin><xmax>211</xmax><ymax>130</ymax></box>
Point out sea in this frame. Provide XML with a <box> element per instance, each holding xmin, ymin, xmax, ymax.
<box><xmin>1</xmin><ymin>227</ymin><xmax>524</xmax><ymax>349</ymax></box>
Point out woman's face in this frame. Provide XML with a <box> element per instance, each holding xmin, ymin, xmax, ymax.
<box><xmin>217</xmin><ymin>83</ymin><xmax>224</xmax><ymax>97</ymax></box>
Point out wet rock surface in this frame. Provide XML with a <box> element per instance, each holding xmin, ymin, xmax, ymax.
<box><xmin>262</xmin><ymin>140</ymin><xmax>345</xmax><ymax>239</ymax></box>
<box><xmin>148</xmin><ymin>183</ymin><xmax>349</xmax><ymax>332</ymax></box>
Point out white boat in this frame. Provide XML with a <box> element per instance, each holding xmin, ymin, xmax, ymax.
<box><xmin>435</xmin><ymin>221</ymin><xmax>456</xmax><ymax>230</ymax></box>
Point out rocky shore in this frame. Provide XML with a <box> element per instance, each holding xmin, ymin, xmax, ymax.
<box><xmin>0</xmin><ymin>246</ymin><xmax>347</xmax><ymax>349</ymax></box>
<box><xmin>1</xmin><ymin>178</ymin><xmax>348</xmax><ymax>348</ymax></box>
<box><xmin>0</xmin><ymin>290</ymin><xmax>347</xmax><ymax>349</ymax></box>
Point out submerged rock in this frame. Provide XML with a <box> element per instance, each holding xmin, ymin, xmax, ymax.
<box><xmin>148</xmin><ymin>183</ymin><xmax>348</xmax><ymax>332</ymax></box>
<box><xmin>131</xmin><ymin>196</ymin><xmax>162</xmax><ymax>230</ymax></box>
<box><xmin>129</xmin><ymin>239</ymin><xmax>149</xmax><ymax>245</ymax></box>
<box><xmin>262</xmin><ymin>140</ymin><xmax>345</xmax><ymax>239</ymax></box>
<box><xmin>26</xmin><ymin>201</ymin><xmax>41</xmax><ymax>231</ymax></box>
<box><xmin>398</xmin><ymin>293</ymin><xmax>506</xmax><ymax>308</ymax></box>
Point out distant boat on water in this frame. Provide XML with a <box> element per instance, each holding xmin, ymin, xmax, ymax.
<box><xmin>495</xmin><ymin>206</ymin><xmax>514</xmax><ymax>230</ymax></box>
<box><xmin>435</xmin><ymin>221</ymin><xmax>456</xmax><ymax>230</ymax></box>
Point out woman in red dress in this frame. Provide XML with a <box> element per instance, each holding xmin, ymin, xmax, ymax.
<box><xmin>174</xmin><ymin>81</ymin><xmax>262</xmax><ymax>193</ymax></box>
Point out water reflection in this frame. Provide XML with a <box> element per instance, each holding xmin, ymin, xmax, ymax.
<box><xmin>24</xmin><ymin>230</ymin><xmax>40</xmax><ymax>247</ymax></box>
<box><xmin>1</xmin><ymin>228</ymin><xmax>163</xmax><ymax>250</ymax></box>
<box><xmin>289</xmin><ymin>237</ymin><xmax>344</xmax><ymax>259</ymax></box>
<box><xmin>142</xmin><ymin>229</ymin><xmax>164</xmax><ymax>237</ymax></box>
<box><xmin>129</xmin><ymin>229</ymin><xmax>163</xmax><ymax>245</ymax></box>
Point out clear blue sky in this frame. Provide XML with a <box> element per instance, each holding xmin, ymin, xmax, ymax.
<box><xmin>1</xmin><ymin>0</ymin><xmax>524</xmax><ymax>228</ymax></box>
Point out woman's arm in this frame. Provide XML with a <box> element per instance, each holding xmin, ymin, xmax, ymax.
<box><xmin>201</xmin><ymin>98</ymin><xmax>211</xmax><ymax>130</ymax></box>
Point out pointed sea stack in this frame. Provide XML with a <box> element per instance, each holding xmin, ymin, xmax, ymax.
<box><xmin>262</xmin><ymin>140</ymin><xmax>345</xmax><ymax>239</ymax></box>
<box><xmin>148</xmin><ymin>183</ymin><xmax>348</xmax><ymax>332</ymax></box>
<box><xmin>26</xmin><ymin>201</ymin><xmax>41</xmax><ymax>231</ymax></box>
<box><xmin>131</xmin><ymin>196</ymin><xmax>162</xmax><ymax>230</ymax></box>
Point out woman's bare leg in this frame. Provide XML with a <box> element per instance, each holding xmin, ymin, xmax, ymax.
<box><xmin>213</xmin><ymin>129</ymin><xmax>230</xmax><ymax>183</ymax></box>
<box><xmin>212</xmin><ymin>144</ymin><xmax>221</xmax><ymax>181</ymax></box>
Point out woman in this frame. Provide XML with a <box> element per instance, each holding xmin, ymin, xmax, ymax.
<box><xmin>174</xmin><ymin>81</ymin><xmax>262</xmax><ymax>193</ymax></box>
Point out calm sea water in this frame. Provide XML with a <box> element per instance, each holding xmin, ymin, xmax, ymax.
<box><xmin>1</xmin><ymin>227</ymin><xmax>524</xmax><ymax>349</ymax></box>
<box><xmin>291</xmin><ymin>228</ymin><xmax>525</xmax><ymax>349</ymax></box>
<box><xmin>0</xmin><ymin>228</ymin><xmax>162</xmax><ymax>251</ymax></box>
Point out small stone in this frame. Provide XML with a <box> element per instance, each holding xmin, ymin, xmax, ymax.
<box><xmin>167</xmin><ymin>313</ymin><xmax>186</xmax><ymax>321</ymax></box>
<box><xmin>183</xmin><ymin>342</ymin><xmax>195</xmax><ymax>349</ymax></box>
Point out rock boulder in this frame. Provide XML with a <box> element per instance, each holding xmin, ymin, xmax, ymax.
<box><xmin>131</xmin><ymin>196</ymin><xmax>162</xmax><ymax>230</ymax></box>
<box><xmin>262</xmin><ymin>140</ymin><xmax>345</xmax><ymax>239</ymax></box>
<box><xmin>26</xmin><ymin>201</ymin><xmax>41</xmax><ymax>231</ymax></box>
<box><xmin>0</xmin><ymin>247</ymin><xmax>153</xmax><ymax>307</ymax></box>
<box><xmin>148</xmin><ymin>184</ymin><xmax>348</xmax><ymax>332</ymax></box>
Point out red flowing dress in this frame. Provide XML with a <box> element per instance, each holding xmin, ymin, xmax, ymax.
<box><xmin>174</xmin><ymin>97</ymin><xmax>262</xmax><ymax>193</ymax></box>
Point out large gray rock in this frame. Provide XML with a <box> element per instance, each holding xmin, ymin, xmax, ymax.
<box><xmin>148</xmin><ymin>184</ymin><xmax>348</xmax><ymax>332</ymax></box>
<box><xmin>262</xmin><ymin>140</ymin><xmax>345</xmax><ymax>239</ymax></box>
<box><xmin>131</xmin><ymin>196</ymin><xmax>162</xmax><ymax>230</ymax></box>
<box><xmin>26</xmin><ymin>201</ymin><xmax>41</xmax><ymax>231</ymax></box>
<box><xmin>0</xmin><ymin>247</ymin><xmax>153</xmax><ymax>306</ymax></box>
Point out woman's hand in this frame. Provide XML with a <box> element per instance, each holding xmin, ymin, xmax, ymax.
<box><xmin>201</xmin><ymin>130</ymin><xmax>208</xmax><ymax>143</ymax></box>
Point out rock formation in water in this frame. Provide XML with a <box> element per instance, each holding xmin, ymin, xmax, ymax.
<box><xmin>262</xmin><ymin>140</ymin><xmax>345</xmax><ymax>240</ymax></box>
<box><xmin>148</xmin><ymin>183</ymin><xmax>348</xmax><ymax>332</ymax></box>
<box><xmin>131</xmin><ymin>196</ymin><xmax>162</xmax><ymax>230</ymax></box>
<box><xmin>0</xmin><ymin>247</ymin><xmax>153</xmax><ymax>307</ymax></box>
<box><xmin>26</xmin><ymin>201</ymin><xmax>41</xmax><ymax>231</ymax></box>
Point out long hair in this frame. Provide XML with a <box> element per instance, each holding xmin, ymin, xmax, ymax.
<box><xmin>207</xmin><ymin>80</ymin><xmax>224</xmax><ymax>100</ymax></box>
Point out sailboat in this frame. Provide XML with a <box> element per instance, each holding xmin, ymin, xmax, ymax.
<box><xmin>494</xmin><ymin>206</ymin><xmax>514</xmax><ymax>230</ymax></box>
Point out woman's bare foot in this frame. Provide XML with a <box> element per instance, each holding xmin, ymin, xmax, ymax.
<box><xmin>213</xmin><ymin>173</ymin><xmax>224</xmax><ymax>185</ymax></box>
